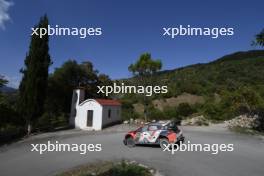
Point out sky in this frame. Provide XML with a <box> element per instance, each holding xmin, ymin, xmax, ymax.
<box><xmin>0</xmin><ymin>0</ymin><xmax>263</xmax><ymax>88</ymax></box>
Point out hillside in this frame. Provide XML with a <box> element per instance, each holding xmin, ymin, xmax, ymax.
<box><xmin>121</xmin><ymin>50</ymin><xmax>264</xmax><ymax>121</ymax></box>
<box><xmin>0</xmin><ymin>86</ymin><xmax>17</xmax><ymax>93</ymax></box>
<box><xmin>123</xmin><ymin>50</ymin><xmax>264</xmax><ymax>98</ymax></box>
<box><xmin>156</xmin><ymin>50</ymin><xmax>264</xmax><ymax>97</ymax></box>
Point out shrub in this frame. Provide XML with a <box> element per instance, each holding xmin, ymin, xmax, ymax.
<box><xmin>56</xmin><ymin>161</ymin><xmax>152</xmax><ymax>176</ymax></box>
<box><xmin>121</xmin><ymin>100</ymin><xmax>139</xmax><ymax>120</ymax></box>
<box><xmin>203</xmin><ymin>102</ymin><xmax>223</xmax><ymax>121</ymax></box>
<box><xmin>121</xmin><ymin>109</ymin><xmax>139</xmax><ymax>120</ymax></box>
<box><xmin>202</xmin><ymin>87</ymin><xmax>264</xmax><ymax>121</ymax></box>
<box><xmin>255</xmin><ymin>115</ymin><xmax>264</xmax><ymax>132</ymax></box>
<box><xmin>147</xmin><ymin>107</ymin><xmax>165</xmax><ymax>120</ymax></box>
<box><xmin>163</xmin><ymin>106</ymin><xmax>178</xmax><ymax>119</ymax></box>
<box><xmin>106</xmin><ymin>161</ymin><xmax>152</xmax><ymax>176</ymax></box>
<box><xmin>36</xmin><ymin>112</ymin><xmax>69</xmax><ymax>132</ymax></box>
<box><xmin>177</xmin><ymin>103</ymin><xmax>194</xmax><ymax>117</ymax></box>
<box><xmin>0</xmin><ymin>103</ymin><xmax>22</xmax><ymax>128</ymax></box>
<box><xmin>253</xmin><ymin>108</ymin><xmax>264</xmax><ymax>132</ymax></box>
<box><xmin>36</xmin><ymin>112</ymin><xmax>54</xmax><ymax>131</ymax></box>
<box><xmin>0</xmin><ymin>125</ymin><xmax>25</xmax><ymax>145</ymax></box>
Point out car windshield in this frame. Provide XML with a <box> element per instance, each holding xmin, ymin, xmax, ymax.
<box><xmin>136</xmin><ymin>127</ymin><xmax>142</xmax><ymax>132</ymax></box>
<box><xmin>148</xmin><ymin>125</ymin><xmax>161</xmax><ymax>131</ymax></box>
<box><xmin>165</xmin><ymin>121</ymin><xmax>179</xmax><ymax>131</ymax></box>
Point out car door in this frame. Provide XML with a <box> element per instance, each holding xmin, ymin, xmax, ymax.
<box><xmin>147</xmin><ymin>125</ymin><xmax>161</xmax><ymax>143</ymax></box>
<box><xmin>136</xmin><ymin>125</ymin><xmax>149</xmax><ymax>144</ymax></box>
<box><xmin>138</xmin><ymin>125</ymin><xmax>160</xmax><ymax>144</ymax></box>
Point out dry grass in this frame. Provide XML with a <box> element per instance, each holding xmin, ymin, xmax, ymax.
<box><xmin>133</xmin><ymin>93</ymin><xmax>204</xmax><ymax>114</ymax></box>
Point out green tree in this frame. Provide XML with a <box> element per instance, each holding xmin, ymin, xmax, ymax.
<box><xmin>0</xmin><ymin>75</ymin><xmax>7</xmax><ymax>106</ymax></box>
<box><xmin>45</xmin><ymin>60</ymin><xmax>110</xmax><ymax>117</ymax></box>
<box><xmin>227</xmin><ymin>87</ymin><xmax>264</xmax><ymax>114</ymax></box>
<box><xmin>128</xmin><ymin>53</ymin><xmax>162</xmax><ymax>121</ymax></box>
<box><xmin>252</xmin><ymin>29</ymin><xmax>264</xmax><ymax>47</ymax></box>
<box><xmin>120</xmin><ymin>99</ymin><xmax>139</xmax><ymax>120</ymax></box>
<box><xmin>98</xmin><ymin>74</ymin><xmax>112</xmax><ymax>98</ymax></box>
<box><xmin>128</xmin><ymin>53</ymin><xmax>162</xmax><ymax>76</ymax></box>
<box><xmin>18</xmin><ymin>15</ymin><xmax>52</xmax><ymax>135</ymax></box>
<box><xmin>0</xmin><ymin>75</ymin><xmax>8</xmax><ymax>100</ymax></box>
<box><xmin>0</xmin><ymin>75</ymin><xmax>8</xmax><ymax>88</ymax></box>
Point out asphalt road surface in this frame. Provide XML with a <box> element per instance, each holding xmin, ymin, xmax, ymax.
<box><xmin>0</xmin><ymin>126</ymin><xmax>264</xmax><ymax>176</ymax></box>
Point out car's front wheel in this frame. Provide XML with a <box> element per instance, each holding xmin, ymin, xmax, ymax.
<box><xmin>125</xmin><ymin>137</ymin><xmax>135</xmax><ymax>148</ymax></box>
<box><xmin>159</xmin><ymin>138</ymin><xmax>169</xmax><ymax>149</ymax></box>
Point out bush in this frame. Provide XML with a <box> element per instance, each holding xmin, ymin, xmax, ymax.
<box><xmin>253</xmin><ymin>108</ymin><xmax>264</xmax><ymax>132</ymax></box>
<box><xmin>36</xmin><ymin>112</ymin><xmax>54</xmax><ymax>131</ymax></box>
<box><xmin>106</xmin><ymin>161</ymin><xmax>152</xmax><ymax>176</ymax></box>
<box><xmin>0</xmin><ymin>125</ymin><xmax>25</xmax><ymax>145</ymax></box>
<box><xmin>177</xmin><ymin>103</ymin><xmax>194</xmax><ymax>117</ymax></box>
<box><xmin>163</xmin><ymin>106</ymin><xmax>178</xmax><ymax>118</ymax></box>
<box><xmin>121</xmin><ymin>109</ymin><xmax>139</xmax><ymax>120</ymax></box>
<box><xmin>202</xmin><ymin>87</ymin><xmax>264</xmax><ymax>121</ymax></box>
<box><xmin>203</xmin><ymin>102</ymin><xmax>223</xmax><ymax>121</ymax></box>
<box><xmin>147</xmin><ymin>107</ymin><xmax>165</xmax><ymax>120</ymax></box>
<box><xmin>56</xmin><ymin>161</ymin><xmax>152</xmax><ymax>176</ymax></box>
<box><xmin>163</xmin><ymin>106</ymin><xmax>182</xmax><ymax>121</ymax></box>
<box><xmin>0</xmin><ymin>97</ymin><xmax>25</xmax><ymax>144</ymax></box>
<box><xmin>36</xmin><ymin>112</ymin><xmax>69</xmax><ymax>132</ymax></box>
<box><xmin>121</xmin><ymin>100</ymin><xmax>139</xmax><ymax>120</ymax></box>
<box><xmin>0</xmin><ymin>103</ymin><xmax>22</xmax><ymax>128</ymax></box>
<box><xmin>255</xmin><ymin>115</ymin><xmax>264</xmax><ymax>132</ymax></box>
<box><xmin>147</xmin><ymin>103</ymin><xmax>197</xmax><ymax>121</ymax></box>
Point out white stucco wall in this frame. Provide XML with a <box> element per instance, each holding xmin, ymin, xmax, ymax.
<box><xmin>75</xmin><ymin>99</ymin><xmax>103</xmax><ymax>130</ymax></box>
<box><xmin>70</xmin><ymin>89</ymin><xmax>85</xmax><ymax>126</ymax></box>
<box><xmin>101</xmin><ymin>105</ymin><xmax>121</xmax><ymax>127</ymax></box>
<box><xmin>70</xmin><ymin>89</ymin><xmax>121</xmax><ymax>131</ymax></box>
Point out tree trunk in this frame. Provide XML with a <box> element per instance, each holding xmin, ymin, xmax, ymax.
<box><xmin>144</xmin><ymin>96</ymin><xmax>148</xmax><ymax>122</ymax></box>
<box><xmin>27</xmin><ymin>122</ymin><xmax>32</xmax><ymax>136</ymax></box>
<box><xmin>144</xmin><ymin>109</ymin><xmax>147</xmax><ymax>122</ymax></box>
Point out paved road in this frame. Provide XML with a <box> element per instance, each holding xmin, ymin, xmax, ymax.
<box><xmin>0</xmin><ymin>126</ymin><xmax>264</xmax><ymax>176</ymax></box>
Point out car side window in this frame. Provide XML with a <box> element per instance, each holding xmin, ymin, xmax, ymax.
<box><xmin>148</xmin><ymin>125</ymin><xmax>158</xmax><ymax>131</ymax></box>
<box><xmin>141</xmin><ymin>126</ymin><xmax>148</xmax><ymax>132</ymax></box>
<box><xmin>136</xmin><ymin>127</ymin><xmax>142</xmax><ymax>132</ymax></box>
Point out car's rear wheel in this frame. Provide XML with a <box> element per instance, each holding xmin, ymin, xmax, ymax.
<box><xmin>126</xmin><ymin>137</ymin><xmax>135</xmax><ymax>148</ymax></box>
<box><xmin>159</xmin><ymin>138</ymin><xmax>169</xmax><ymax>149</ymax></box>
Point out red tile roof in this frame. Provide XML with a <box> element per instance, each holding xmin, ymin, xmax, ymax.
<box><xmin>95</xmin><ymin>99</ymin><xmax>121</xmax><ymax>106</ymax></box>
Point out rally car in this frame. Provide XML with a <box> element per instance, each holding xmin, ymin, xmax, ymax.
<box><xmin>123</xmin><ymin>120</ymin><xmax>184</xmax><ymax>149</ymax></box>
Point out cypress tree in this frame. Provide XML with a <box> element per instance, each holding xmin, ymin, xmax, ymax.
<box><xmin>18</xmin><ymin>15</ymin><xmax>51</xmax><ymax>135</ymax></box>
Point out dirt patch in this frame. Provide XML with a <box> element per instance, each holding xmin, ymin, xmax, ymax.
<box><xmin>133</xmin><ymin>93</ymin><xmax>204</xmax><ymax>113</ymax></box>
<box><xmin>182</xmin><ymin>115</ymin><xmax>209</xmax><ymax>126</ymax></box>
<box><xmin>133</xmin><ymin>103</ymin><xmax>145</xmax><ymax>114</ymax></box>
<box><xmin>153</xmin><ymin>93</ymin><xmax>204</xmax><ymax>111</ymax></box>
